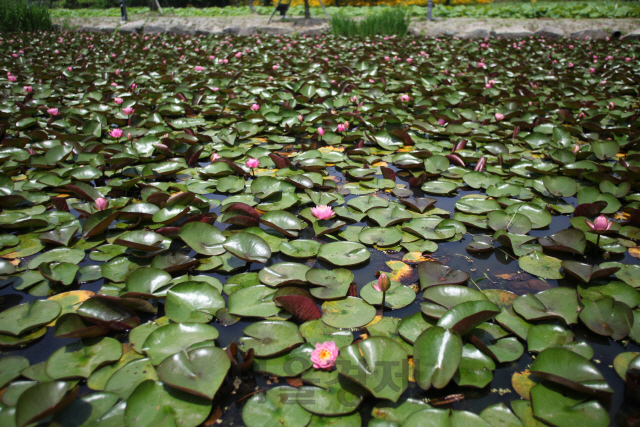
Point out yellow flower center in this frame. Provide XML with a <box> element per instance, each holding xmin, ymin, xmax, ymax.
<box><xmin>319</xmin><ymin>349</ymin><xmax>331</xmax><ymax>360</ymax></box>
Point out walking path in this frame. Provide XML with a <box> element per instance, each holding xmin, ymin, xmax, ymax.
<box><xmin>57</xmin><ymin>14</ymin><xmax>640</xmax><ymax>39</ymax></box>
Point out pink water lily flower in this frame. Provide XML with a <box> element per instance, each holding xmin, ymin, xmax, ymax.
<box><xmin>311</xmin><ymin>205</ymin><xmax>334</xmax><ymax>220</ymax></box>
<box><xmin>373</xmin><ymin>273</ymin><xmax>391</xmax><ymax>292</ymax></box>
<box><xmin>250</xmin><ymin>103</ymin><xmax>260</xmax><ymax>111</ymax></box>
<box><xmin>211</xmin><ymin>153</ymin><xmax>221</xmax><ymax>161</ymax></box>
<box><xmin>95</xmin><ymin>197</ymin><xmax>108</xmax><ymax>211</ymax></box>
<box><xmin>109</xmin><ymin>128</ymin><xmax>123</xmax><ymax>139</ymax></box>
<box><xmin>23</xmin><ymin>86</ymin><xmax>32</xmax><ymax>93</ymax></box>
<box><xmin>47</xmin><ymin>107</ymin><xmax>59</xmax><ymax>116</ymax></box>
<box><xmin>194</xmin><ymin>66</ymin><xmax>204</xmax><ymax>71</ymax></box>
<box><xmin>114</xmin><ymin>97</ymin><xmax>123</xmax><ymax>105</ymax></box>
<box><xmin>246</xmin><ymin>158</ymin><xmax>260</xmax><ymax>168</ymax></box>
<box><xmin>122</xmin><ymin>107</ymin><xmax>134</xmax><ymax>115</ymax></box>
<box><xmin>495</xmin><ymin>113</ymin><xmax>505</xmax><ymax>121</ymax></box>
<box><xmin>337</xmin><ymin>124</ymin><xmax>345</xmax><ymax>132</ymax></box>
<box><xmin>400</xmin><ymin>94</ymin><xmax>410</xmax><ymax>102</ymax></box>
<box><xmin>8</xmin><ymin>75</ymin><xmax>18</xmax><ymax>82</ymax></box>
<box><xmin>318</xmin><ymin>127</ymin><xmax>325</xmax><ymax>136</ymax></box>
<box><xmin>437</xmin><ymin>118</ymin><xmax>446</xmax><ymax>126</ymax></box>
<box><xmin>298</xmin><ymin>115</ymin><xmax>303</xmax><ymax>123</ymax></box>
<box><xmin>310</xmin><ymin>341</ymin><xmax>339</xmax><ymax>370</ymax></box>
<box><xmin>586</xmin><ymin>215</ymin><xmax>613</xmax><ymax>233</ymax></box>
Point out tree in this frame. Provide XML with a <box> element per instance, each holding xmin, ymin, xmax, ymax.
<box><xmin>304</xmin><ymin>0</ymin><xmax>310</xmax><ymax>19</ymax></box>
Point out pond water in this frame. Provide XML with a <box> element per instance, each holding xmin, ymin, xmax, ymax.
<box><xmin>1</xmin><ymin>30</ymin><xmax>640</xmax><ymax>427</ymax></box>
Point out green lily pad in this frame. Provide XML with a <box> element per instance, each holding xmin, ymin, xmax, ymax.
<box><xmin>418</xmin><ymin>261</ymin><xmax>470</xmax><ymax>290</ymax></box>
<box><xmin>437</xmin><ymin>300</ymin><xmax>501</xmax><ymax>335</ymax></box>
<box><xmin>317</xmin><ymin>242</ymin><xmax>370</xmax><ymax>267</ymax></box>
<box><xmin>403</xmin><ymin>408</ymin><xmax>493</xmax><ymax>427</ymax></box>
<box><xmin>46</xmin><ymin>337</ymin><xmax>123</xmax><ymax>380</ymax></box>
<box><xmin>307</xmin><ymin>268</ymin><xmax>353</xmax><ymax>300</ymax></box>
<box><xmin>518</xmin><ymin>251</ymin><xmax>564</xmax><ymax>280</ymax></box>
<box><xmin>413</xmin><ymin>326</ymin><xmax>463</xmax><ymax>390</ymax></box>
<box><xmin>259</xmin><ymin>262</ymin><xmax>311</xmax><ymax>287</ymax></box>
<box><xmin>513</xmin><ymin>287</ymin><xmax>579</xmax><ymax>324</ymax></box>
<box><xmin>0</xmin><ymin>299</ymin><xmax>61</xmax><ymax>336</ymax></box>
<box><xmin>156</xmin><ymin>346</ymin><xmax>230</xmax><ymax>399</ymax></box>
<box><xmin>223</xmin><ymin>232</ymin><xmax>272</xmax><ymax>263</ymax></box>
<box><xmin>538</xmin><ymin>229</ymin><xmax>586</xmax><ymax>254</ymax></box>
<box><xmin>530</xmin><ymin>382</ymin><xmax>609</xmax><ymax>427</ymax></box>
<box><xmin>530</xmin><ymin>347</ymin><xmax>612</xmax><ymax>396</ymax></box>
<box><xmin>164</xmin><ymin>282</ymin><xmax>225</xmax><ymax>323</ymax></box>
<box><xmin>454</xmin><ymin>344</ymin><xmax>495</xmax><ymax>388</ymax></box>
<box><xmin>360</xmin><ymin>280</ymin><xmax>416</xmax><ymax>309</ymax></box>
<box><xmin>16</xmin><ymin>381</ymin><xmax>78</xmax><ymax>427</ymax></box>
<box><xmin>238</xmin><ymin>320</ymin><xmax>304</xmax><ymax>357</ymax></box>
<box><xmin>243</xmin><ymin>386</ymin><xmax>312</xmax><ymax>427</ymax></box>
<box><xmin>228</xmin><ymin>285</ymin><xmax>279</xmax><ymax>318</ymax></box>
<box><xmin>321</xmin><ymin>297</ymin><xmax>376</xmax><ymax>329</ymax></box>
<box><xmin>298</xmin><ymin>368</ymin><xmax>364</xmax><ymax>415</ymax></box>
<box><xmin>337</xmin><ymin>336</ymin><xmax>409</xmax><ymax>402</ymax></box>
<box><xmin>0</xmin><ymin>356</ymin><xmax>29</xmax><ymax>389</ymax></box>
<box><xmin>487</xmin><ymin>210</ymin><xmax>532</xmax><ymax>234</ymax></box>
<box><xmin>125</xmin><ymin>380</ymin><xmax>211</xmax><ymax>427</ymax></box>
<box><xmin>142</xmin><ymin>323</ymin><xmax>219</xmax><ymax>365</ymax></box>
<box><xmin>280</xmin><ymin>240</ymin><xmax>322</xmax><ymax>258</ymax></box>
<box><xmin>178</xmin><ymin>222</ymin><xmax>226</xmax><ymax>256</ymax></box>
<box><xmin>579</xmin><ymin>296</ymin><xmax>633</xmax><ymax>340</ymax></box>
<box><xmin>358</xmin><ymin>227</ymin><xmax>403</xmax><ymax>247</ymax></box>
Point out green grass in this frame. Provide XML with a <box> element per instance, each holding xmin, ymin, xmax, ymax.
<box><xmin>0</xmin><ymin>0</ymin><xmax>52</xmax><ymax>31</ymax></box>
<box><xmin>331</xmin><ymin>8</ymin><xmax>410</xmax><ymax>37</ymax></box>
<box><xmin>48</xmin><ymin>2</ymin><xmax>640</xmax><ymax>20</ymax></box>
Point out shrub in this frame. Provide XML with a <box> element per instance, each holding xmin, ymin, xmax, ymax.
<box><xmin>0</xmin><ymin>0</ymin><xmax>53</xmax><ymax>31</ymax></box>
<box><xmin>331</xmin><ymin>7</ymin><xmax>410</xmax><ymax>37</ymax></box>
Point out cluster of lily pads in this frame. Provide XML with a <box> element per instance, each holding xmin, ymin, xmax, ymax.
<box><xmin>0</xmin><ymin>28</ymin><xmax>639</xmax><ymax>427</ymax></box>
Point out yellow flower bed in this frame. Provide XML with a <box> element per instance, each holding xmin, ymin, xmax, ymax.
<box><xmin>289</xmin><ymin>0</ymin><xmax>492</xmax><ymax>6</ymax></box>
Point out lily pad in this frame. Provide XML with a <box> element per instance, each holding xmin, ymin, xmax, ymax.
<box><xmin>317</xmin><ymin>242</ymin><xmax>370</xmax><ymax>267</ymax></box>
<box><xmin>337</xmin><ymin>336</ymin><xmax>408</xmax><ymax>402</ymax></box>
<box><xmin>238</xmin><ymin>320</ymin><xmax>304</xmax><ymax>357</ymax></box>
<box><xmin>321</xmin><ymin>297</ymin><xmax>376</xmax><ymax>329</ymax></box>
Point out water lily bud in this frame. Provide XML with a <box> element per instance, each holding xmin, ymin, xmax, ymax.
<box><xmin>377</xmin><ymin>274</ymin><xmax>391</xmax><ymax>292</ymax></box>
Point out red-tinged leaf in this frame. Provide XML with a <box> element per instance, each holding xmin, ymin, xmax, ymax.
<box><xmin>348</xmin><ymin>283</ymin><xmax>358</xmax><ymax>297</ymax></box>
<box><xmin>446</xmin><ymin>154</ymin><xmax>465</xmax><ymax>167</ymax></box>
<box><xmin>146</xmin><ymin>192</ymin><xmax>170</xmax><ymax>207</ymax></box>
<box><xmin>409</xmin><ymin>174</ymin><xmax>427</xmax><ymax>187</ymax></box>
<box><xmin>185</xmin><ymin>144</ymin><xmax>203</xmax><ymax>167</ymax></box>
<box><xmin>65</xmin><ymin>184</ymin><xmax>96</xmax><ymax>202</ymax></box>
<box><xmin>268</xmin><ymin>153</ymin><xmax>290</xmax><ymax>169</ymax></box>
<box><xmin>629</xmin><ymin>209</ymin><xmax>640</xmax><ymax>226</ymax></box>
<box><xmin>390</xmin><ymin>128</ymin><xmax>415</xmax><ymax>146</ymax></box>
<box><xmin>274</xmin><ymin>295</ymin><xmax>322</xmax><ymax>322</ymax></box>
<box><xmin>51</xmin><ymin>197</ymin><xmax>70</xmax><ymax>212</ymax></box>
<box><xmin>223</xmin><ymin>215</ymin><xmax>260</xmax><ymax>227</ymax></box>
<box><xmin>573</xmin><ymin>201</ymin><xmax>607</xmax><ymax>218</ymax></box>
<box><xmin>355</xmin><ymin>140</ymin><xmax>365</xmax><ymax>149</ymax></box>
<box><xmin>557</xmin><ymin>109</ymin><xmax>575</xmax><ymax>123</ymax></box>
<box><xmin>455</xmin><ymin>139</ymin><xmax>468</xmax><ymax>151</ymax></box>
<box><xmin>226</xmin><ymin>342</ymin><xmax>254</xmax><ymax>374</ymax></box>
<box><xmin>221</xmin><ymin>203</ymin><xmax>260</xmax><ymax>219</ymax></box>
<box><xmin>155</xmin><ymin>227</ymin><xmax>181</xmax><ymax>238</ymax></box>
<box><xmin>181</xmin><ymin>213</ymin><xmax>217</xmax><ymax>225</ymax></box>
<box><xmin>380</xmin><ymin>166</ymin><xmax>396</xmax><ymax>182</ymax></box>
<box><xmin>82</xmin><ymin>209</ymin><xmax>120</xmax><ymax>239</ymax></box>
<box><xmin>474</xmin><ymin>156</ymin><xmax>487</xmax><ymax>172</ymax></box>
<box><xmin>154</xmin><ymin>143</ymin><xmax>172</xmax><ymax>156</ymax></box>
